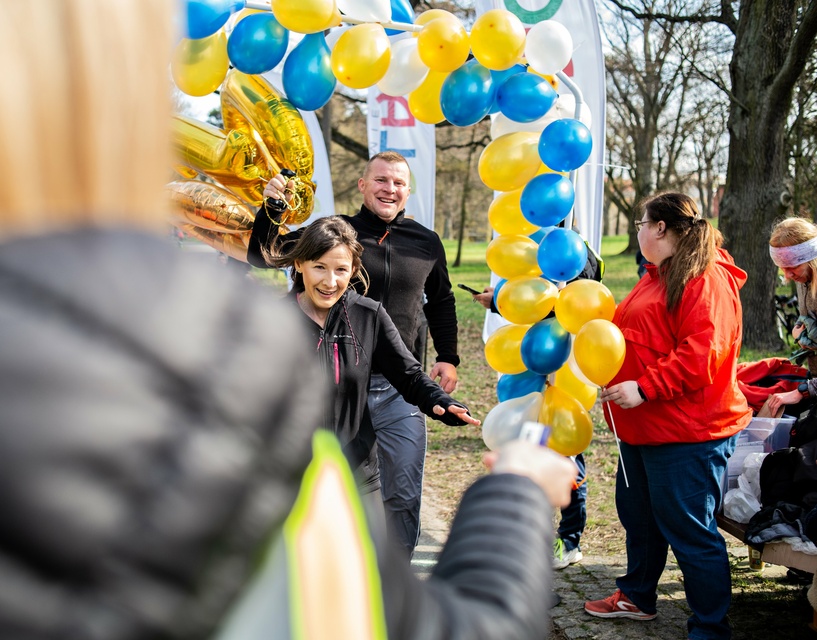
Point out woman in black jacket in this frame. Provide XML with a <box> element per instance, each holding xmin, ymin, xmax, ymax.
<box><xmin>266</xmin><ymin>217</ymin><xmax>479</xmax><ymax>504</ymax></box>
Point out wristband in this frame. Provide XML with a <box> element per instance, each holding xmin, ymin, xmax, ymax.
<box><xmin>637</xmin><ymin>385</ymin><xmax>647</xmax><ymax>401</ymax></box>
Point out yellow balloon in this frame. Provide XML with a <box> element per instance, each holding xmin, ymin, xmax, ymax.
<box><xmin>540</xmin><ymin>385</ymin><xmax>594</xmax><ymax>456</ymax></box>
<box><xmin>416</xmin><ymin>17</ymin><xmax>470</xmax><ymax>72</ymax></box>
<box><xmin>331</xmin><ymin>24</ymin><xmax>391</xmax><ymax>89</ymax></box>
<box><xmin>171</xmin><ymin>32</ymin><xmax>229</xmax><ymax>97</ymax></box>
<box><xmin>553</xmin><ymin>363</ymin><xmax>598</xmax><ymax>411</ymax></box>
<box><xmin>413</xmin><ymin>9</ymin><xmax>459</xmax><ymax>33</ymax></box>
<box><xmin>496</xmin><ymin>276</ymin><xmax>558</xmax><ymax>325</ymax></box>
<box><xmin>271</xmin><ymin>0</ymin><xmax>339</xmax><ymax>33</ymax></box>
<box><xmin>221</xmin><ymin>71</ymin><xmax>316</xmax><ymax>225</ymax></box>
<box><xmin>485</xmin><ymin>234</ymin><xmax>541</xmax><ymax>280</ymax></box>
<box><xmin>167</xmin><ymin>180</ymin><xmax>256</xmax><ymax>234</ymax></box>
<box><xmin>478</xmin><ymin>132</ymin><xmax>542</xmax><ymax>192</ymax></box>
<box><xmin>573</xmin><ymin>319</ymin><xmax>626</xmax><ymax>387</ymax></box>
<box><xmin>470</xmin><ymin>9</ymin><xmax>526</xmax><ymax>71</ymax></box>
<box><xmin>488</xmin><ymin>189</ymin><xmax>540</xmax><ymax>236</ymax></box>
<box><xmin>555</xmin><ymin>280</ymin><xmax>617</xmax><ymax>334</ymax></box>
<box><xmin>484</xmin><ymin>324</ymin><xmax>530</xmax><ymax>374</ymax></box>
<box><xmin>408</xmin><ymin>70</ymin><xmax>448</xmax><ymax>124</ymax></box>
<box><xmin>171</xmin><ymin>115</ymin><xmax>270</xmax><ymax>205</ymax></box>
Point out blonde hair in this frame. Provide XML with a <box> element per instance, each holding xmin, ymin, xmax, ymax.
<box><xmin>0</xmin><ymin>0</ymin><xmax>173</xmax><ymax>240</ymax></box>
<box><xmin>770</xmin><ymin>217</ymin><xmax>817</xmax><ymax>298</ymax></box>
<box><xmin>638</xmin><ymin>192</ymin><xmax>723</xmax><ymax>312</ymax></box>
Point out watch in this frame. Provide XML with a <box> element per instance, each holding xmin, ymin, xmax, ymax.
<box><xmin>799</xmin><ymin>381</ymin><xmax>810</xmax><ymax>398</ymax></box>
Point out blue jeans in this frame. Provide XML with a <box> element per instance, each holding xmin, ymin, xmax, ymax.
<box><xmin>558</xmin><ymin>452</ymin><xmax>586</xmax><ymax>552</ymax></box>
<box><xmin>368</xmin><ymin>374</ymin><xmax>427</xmax><ymax>557</ymax></box>
<box><xmin>615</xmin><ymin>436</ymin><xmax>736</xmax><ymax>640</ymax></box>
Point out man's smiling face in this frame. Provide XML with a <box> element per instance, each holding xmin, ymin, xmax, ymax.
<box><xmin>358</xmin><ymin>158</ymin><xmax>411</xmax><ymax>223</ymax></box>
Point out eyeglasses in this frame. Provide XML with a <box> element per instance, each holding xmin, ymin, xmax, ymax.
<box><xmin>634</xmin><ymin>219</ymin><xmax>652</xmax><ymax>231</ymax></box>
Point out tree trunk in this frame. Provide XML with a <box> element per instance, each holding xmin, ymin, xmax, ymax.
<box><xmin>719</xmin><ymin>0</ymin><xmax>801</xmax><ymax>351</ymax></box>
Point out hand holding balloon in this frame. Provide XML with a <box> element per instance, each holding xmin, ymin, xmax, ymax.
<box><xmin>599</xmin><ymin>381</ymin><xmax>644</xmax><ymax>409</ymax></box>
<box><xmin>263</xmin><ymin>169</ymin><xmax>297</xmax><ymax>213</ymax></box>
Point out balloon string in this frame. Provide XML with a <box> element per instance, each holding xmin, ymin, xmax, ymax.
<box><xmin>602</xmin><ymin>387</ymin><xmax>629</xmax><ymax>488</ymax></box>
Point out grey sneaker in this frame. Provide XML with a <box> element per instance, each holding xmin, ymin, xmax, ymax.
<box><xmin>553</xmin><ymin>538</ymin><xmax>583</xmax><ymax>570</ymax></box>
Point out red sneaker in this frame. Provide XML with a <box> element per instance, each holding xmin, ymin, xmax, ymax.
<box><xmin>584</xmin><ymin>590</ymin><xmax>657</xmax><ymax>620</ymax></box>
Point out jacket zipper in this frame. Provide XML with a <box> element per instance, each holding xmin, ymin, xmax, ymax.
<box><xmin>333</xmin><ymin>342</ymin><xmax>340</xmax><ymax>384</ymax></box>
<box><xmin>382</xmin><ymin>223</ymin><xmax>391</xmax><ymax>308</ymax></box>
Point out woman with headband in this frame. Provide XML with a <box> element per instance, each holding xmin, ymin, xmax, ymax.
<box><xmin>765</xmin><ymin>218</ymin><xmax>817</xmax><ymax>416</ymax></box>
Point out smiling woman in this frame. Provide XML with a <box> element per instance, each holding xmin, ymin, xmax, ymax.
<box><xmin>263</xmin><ymin>215</ymin><xmax>479</xmax><ymax>520</ymax></box>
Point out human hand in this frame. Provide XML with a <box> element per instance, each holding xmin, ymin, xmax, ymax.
<box><xmin>433</xmin><ymin>403</ymin><xmax>480</xmax><ymax>425</ymax></box>
<box><xmin>793</xmin><ymin>322</ymin><xmax>805</xmax><ymax>340</ymax></box>
<box><xmin>473</xmin><ymin>287</ymin><xmax>495</xmax><ymax>309</ymax></box>
<box><xmin>484</xmin><ymin>440</ymin><xmax>577</xmax><ymax>508</ymax></box>
<box><xmin>430</xmin><ymin>362</ymin><xmax>458</xmax><ymax>393</ymax></box>
<box><xmin>263</xmin><ymin>173</ymin><xmax>294</xmax><ymax>203</ymax></box>
<box><xmin>599</xmin><ymin>380</ymin><xmax>644</xmax><ymax>409</ymax></box>
<box><xmin>766</xmin><ymin>389</ymin><xmax>803</xmax><ymax>417</ymax></box>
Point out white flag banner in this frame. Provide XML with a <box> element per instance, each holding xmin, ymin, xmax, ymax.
<box><xmin>366</xmin><ymin>89</ymin><xmax>436</xmax><ymax>230</ymax></box>
<box><xmin>475</xmin><ymin>0</ymin><xmax>605</xmax><ymax>253</ymax></box>
<box><xmin>263</xmin><ymin>70</ymin><xmax>335</xmax><ymax>228</ymax></box>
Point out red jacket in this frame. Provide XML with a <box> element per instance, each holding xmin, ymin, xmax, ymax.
<box><xmin>604</xmin><ymin>249</ymin><xmax>752</xmax><ymax>445</ymax></box>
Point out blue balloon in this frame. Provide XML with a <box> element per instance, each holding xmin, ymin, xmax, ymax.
<box><xmin>497</xmin><ymin>73</ymin><xmax>557</xmax><ymax>123</ymax></box>
<box><xmin>497</xmin><ymin>370</ymin><xmax>547</xmax><ymax>402</ymax></box>
<box><xmin>493</xmin><ymin>278</ymin><xmax>508</xmax><ymax>311</ymax></box>
<box><xmin>283</xmin><ymin>33</ymin><xmax>336</xmax><ymax>111</ymax></box>
<box><xmin>538</xmin><ymin>118</ymin><xmax>593</xmax><ymax>172</ymax></box>
<box><xmin>520</xmin><ymin>318</ymin><xmax>572</xmax><ymax>376</ymax></box>
<box><xmin>440</xmin><ymin>59</ymin><xmax>495</xmax><ymax>127</ymax></box>
<box><xmin>185</xmin><ymin>0</ymin><xmax>244</xmax><ymax>39</ymax></box>
<box><xmin>528</xmin><ymin>226</ymin><xmax>555</xmax><ymax>244</ymax></box>
<box><xmin>386</xmin><ymin>0</ymin><xmax>415</xmax><ymax>36</ymax></box>
<box><xmin>537</xmin><ymin>228</ymin><xmax>588</xmax><ymax>282</ymax></box>
<box><xmin>489</xmin><ymin>64</ymin><xmax>526</xmax><ymax>113</ymax></box>
<box><xmin>520</xmin><ymin>174</ymin><xmax>575</xmax><ymax>228</ymax></box>
<box><xmin>227</xmin><ymin>14</ymin><xmax>288</xmax><ymax>75</ymax></box>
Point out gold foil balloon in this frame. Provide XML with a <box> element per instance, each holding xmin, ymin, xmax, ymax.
<box><xmin>171</xmin><ymin>114</ymin><xmax>270</xmax><ymax>205</ymax></box>
<box><xmin>555</xmin><ymin>280</ymin><xmax>617</xmax><ymax>334</ymax></box>
<box><xmin>172</xmin><ymin>32</ymin><xmax>230</xmax><ymax>97</ymax></box>
<box><xmin>478</xmin><ymin>131</ymin><xmax>542</xmax><ymax>192</ymax></box>
<box><xmin>178</xmin><ymin>224</ymin><xmax>251</xmax><ymax>262</ymax></box>
<box><xmin>331</xmin><ymin>23</ymin><xmax>391</xmax><ymax>89</ymax></box>
<box><xmin>221</xmin><ymin>70</ymin><xmax>316</xmax><ymax>224</ymax></box>
<box><xmin>488</xmin><ymin>188</ymin><xmax>540</xmax><ymax>236</ymax></box>
<box><xmin>496</xmin><ymin>276</ymin><xmax>558</xmax><ymax>325</ymax></box>
<box><xmin>485</xmin><ymin>234</ymin><xmax>541</xmax><ymax>280</ymax></box>
<box><xmin>484</xmin><ymin>323</ymin><xmax>530</xmax><ymax>375</ymax></box>
<box><xmin>469</xmin><ymin>9</ymin><xmax>526</xmax><ymax>71</ymax></box>
<box><xmin>271</xmin><ymin>0</ymin><xmax>340</xmax><ymax>33</ymax></box>
<box><xmin>573</xmin><ymin>319</ymin><xmax>627</xmax><ymax>387</ymax></box>
<box><xmin>540</xmin><ymin>385</ymin><xmax>594</xmax><ymax>456</ymax></box>
<box><xmin>167</xmin><ymin>180</ymin><xmax>256</xmax><ymax>233</ymax></box>
<box><xmin>553</xmin><ymin>363</ymin><xmax>598</xmax><ymax>411</ymax></box>
<box><xmin>408</xmin><ymin>70</ymin><xmax>448</xmax><ymax>125</ymax></box>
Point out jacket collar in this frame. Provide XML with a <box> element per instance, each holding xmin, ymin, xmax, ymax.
<box><xmin>357</xmin><ymin>204</ymin><xmax>405</xmax><ymax>228</ymax></box>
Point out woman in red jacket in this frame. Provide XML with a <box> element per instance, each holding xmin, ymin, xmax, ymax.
<box><xmin>584</xmin><ymin>193</ymin><xmax>751</xmax><ymax>640</ymax></box>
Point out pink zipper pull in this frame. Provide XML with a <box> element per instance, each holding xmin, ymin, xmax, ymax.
<box><xmin>333</xmin><ymin>342</ymin><xmax>340</xmax><ymax>384</ymax></box>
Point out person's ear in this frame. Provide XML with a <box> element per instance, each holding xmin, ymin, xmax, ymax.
<box><xmin>358</xmin><ymin>177</ymin><xmax>366</xmax><ymax>193</ymax></box>
<box><xmin>655</xmin><ymin>221</ymin><xmax>666</xmax><ymax>236</ymax></box>
<box><xmin>294</xmin><ymin>260</ymin><xmax>302</xmax><ymax>274</ymax></box>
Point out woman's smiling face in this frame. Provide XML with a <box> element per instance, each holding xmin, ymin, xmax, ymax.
<box><xmin>296</xmin><ymin>244</ymin><xmax>355</xmax><ymax>315</ymax></box>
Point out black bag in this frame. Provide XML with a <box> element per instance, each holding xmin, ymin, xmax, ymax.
<box><xmin>759</xmin><ymin>441</ymin><xmax>817</xmax><ymax>508</ymax></box>
<box><xmin>789</xmin><ymin>399</ymin><xmax>817</xmax><ymax>448</ymax></box>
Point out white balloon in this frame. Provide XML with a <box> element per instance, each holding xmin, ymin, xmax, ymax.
<box><xmin>376</xmin><ymin>38</ymin><xmax>429</xmax><ymax>96</ymax></box>
<box><xmin>482</xmin><ymin>391</ymin><xmax>544</xmax><ymax>451</ymax></box>
<box><xmin>525</xmin><ymin>20</ymin><xmax>573</xmax><ymax>76</ymax></box>
<box><xmin>490</xmin><ymin>94</ymin><xmax>591</xmax><ymax>139</ymax></box>
<box><xmin>338</xmin><ymin>0</ymin><xmax>391</xmax><ymax>22</ymax></box>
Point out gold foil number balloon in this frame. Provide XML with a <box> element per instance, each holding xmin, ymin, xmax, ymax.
<box><xmin>166</xmin><ymin>180</ymin><xmax>256</xmax><ymax>233</ymax></box>
<box><xmin>221</xmin><ymin>70</ymin><xmax>316</xmax><ymax>225</ymax></box>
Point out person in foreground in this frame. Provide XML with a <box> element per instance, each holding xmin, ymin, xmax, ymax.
<box><xmin>587</xmin><ymin>193</ymin><xmax>751</xmax><ymax>640</ymax></box>
<box><xmin>263</xmin><ymin>215</ymin><xmax>479</xmax><ymax>518</ymax></box>
<box><xmin>0</xmin><ymin>2</ymin><xmax>579</xmax><ymax>638</ymax></box>
<box><xmin>766</xmin><ymin>217</ymin><xmax>817</xmax><ymax>415</ymax></box>
<box><xmin>254</xmin><ymin>153</ymin><xmax>461</xmax><ymax>557</ymax></box>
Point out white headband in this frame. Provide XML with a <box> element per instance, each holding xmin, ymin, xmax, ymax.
<box><xmin>770</xmin><ymin>237</ymin><xmax>817</xmax><ymax>268</ymax></box>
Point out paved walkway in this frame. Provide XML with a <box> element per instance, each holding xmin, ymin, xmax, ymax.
<box><xmin>411</xmin><ymin>496</ymin><xmax>809</xmax><ymax>639</ymax></box>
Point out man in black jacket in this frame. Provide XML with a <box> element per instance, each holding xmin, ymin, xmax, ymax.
<box><xmin>250</xmin><ymin>151</ymin><xmax>459</xmax><ymax>557</ymax></box>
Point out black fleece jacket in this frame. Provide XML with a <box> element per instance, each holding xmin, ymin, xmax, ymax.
<box><xmin>249</xmin><ymin>203</ymin><xmax>459</xmax><ymax>367</ymax></box>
